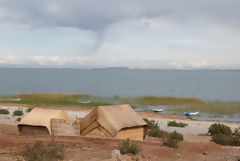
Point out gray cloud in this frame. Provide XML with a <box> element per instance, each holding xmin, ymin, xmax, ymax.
<box><xmin>1</xmin><ymin>0</ymin><xmax>240</xmax><ymax>31</ymax></box>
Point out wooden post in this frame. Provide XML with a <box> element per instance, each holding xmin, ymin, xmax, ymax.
<box><xmin>51</xmin><ymin>119</ymin><xmax>55</xmax><ymax>145</ymax></box>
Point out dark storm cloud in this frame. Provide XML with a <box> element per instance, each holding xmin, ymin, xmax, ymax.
<box><xmin>0</xmin><ymin>0</ymin><xmax>240</xmax><ymax>31</ymax></box>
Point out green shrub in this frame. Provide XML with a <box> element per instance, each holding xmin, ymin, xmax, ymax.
<box><xmin>208</xmin><ymin>123</ymin><xmax>232</xmax><ymax>136</ymax></box>
<box><xmin>26</xmin><ymin>108</ymin><xmax>33</xmax><ymax>113</ymax></box>
<box><xmin>209</xmin><ymin>124</ymin><xmax>240</xmax><ymax>146</ymax></box>
<box><xmin>16</xmin><ymin>117</ymin><xmax>21</xmax><ymax>122</ymax></box>
<box><xmin>211</xmin><ymin>134</ymin><xmax>240</xmax><ymax>146</ymax></box>
<box><xmin>22</xmin><ymin>140</ymin><xmax>64</xmax><ymax>161</ymax></box>
<box><xmin>0</xmin><ymin>109</ymin><xmax>9</xmax><ymax>114</ymax></box>
<box><xmin>163</xmin><ymin>131</ymin><xmax>183</xmax><ymax>148</ymax></box>
<box><xmin>167</xmin><ymin>120</ymin><xmax>188</xmax><ymax>127</ymax></box>
<box><xmin>119</xmin><ymin>139</ymin><xmax>140</xmax><ymax>154</ymax></box>
<box><xmin>148</xmin><ymin>127</ymin><xmax>169</xmax><ymax>138</ymax></box>
<box><xmin>143</xmin><ymin>118</ymin><xmax>156</xmax><ymax>130</ymax></box>
<box><xmin>143</xmin><ymin>118</ymin><xmax>168</xmax><ymax>138</ymax></box>
<box><xmin>233</xmin><ymin>128</ymin><xmax>240</xmax><ymax>137</ymax></box>
<box><xmin>13</xmin><ymin>110</ymin><xmax>23</xmax><ymax>116</ymax></box>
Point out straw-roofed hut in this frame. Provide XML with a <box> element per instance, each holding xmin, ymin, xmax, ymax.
<box><xmin>18</xmin><ymin>108</ymin><xmax>73</xmax><ymax>135</ymax></box>
<box><xmin>80</xmin><ymin>104</ymin><xmax>148</xmax><ymax>141</ymax></box>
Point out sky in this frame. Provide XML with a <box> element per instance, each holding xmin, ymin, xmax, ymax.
<box><xmin>0</xmin><ymin>0</ymin><xmax>240</xmax><ymax>69</ymax></box>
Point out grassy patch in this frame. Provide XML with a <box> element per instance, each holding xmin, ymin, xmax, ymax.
<box><xmin>143</xmin><ymin>118</ymin><xmax>183</xmax><ymax>148</ymax></box>
<box><xmin>119</xmin><ymin>139</ymin><xmax>140</xmax><ymax>154</ymax></box>
<box><xmin>21</xmin><ymin>140</ymin><xmax>64</xmax><ymax>161</ymax></box>
<box><xmin>16</xmin><ymin>117</ymin><xmax>21</xmax><ymax>122</ymax></box>
<box><xmin>26</xmin><ymin>107</ymin><xmax>33</xmax><ymax>113</ymax></box>
<box><xmin>143</xmin><ymin>118</ymin><xmax>168</xmax><ymax>138</ymax></box>
<box><xmin>0</xmin><ymin>109</ymin><xmax>9</xmax><ymax>114</ymax></box>
<box><xmin>163</xmin><ymin>131</ymin><xmax>184</xmax><ymax>148</ymax></box>
<box><xmin>13</xmin><ymin>110</ymin><xmax>23</xmax><ymax>116</ymax></box>
<box><xmin>168</xmin><ymin>120</ymin><xmax>188</xmax><ymax>128</ymax></box>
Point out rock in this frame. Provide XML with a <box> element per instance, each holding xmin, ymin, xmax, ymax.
<box><xmin>0</xmin><ymin>151</ymin><xmax>8</xmax><ymax>155</ymax></box>
<box><xmin>176</xmin><ymin>153</ymin><xmax>182</xmax><ymax>157</ymax></box>
<box><xmin>202</xmin><ymin>152</ymin><xmax>207</xmax><ymax>155</ymax></box>
<box><xmin>111</xmin><ymin>149</ymin><xmax>123</xmax><ymax>160</ymax></box>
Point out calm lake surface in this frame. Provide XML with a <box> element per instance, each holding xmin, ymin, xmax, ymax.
<box><xmin>0</xmin><ymin>68</ymin><xmax>239</xmax><ymax>101</ymax></box>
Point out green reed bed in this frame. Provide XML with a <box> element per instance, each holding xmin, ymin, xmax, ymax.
<box><xmin>1</xmin><ymin>94</ymin><xmax>240</xmax><ymax>114</ymax></box>
<box><xmin>0</xmin><ymin>93</ymin><xmax>111</xmax><ymax>107</ymax></box>
<box><xmin>120</xmin><ymin>96</ymin><xmax>204</xmax><ymax>106</ymax></box>
<box><xmin>121</xmin><ymin>96</ymin><xmax>240</xmax><ymax>115</ymax></box>
<box><xmin>168</xmin><ymin>101</ymin><xmax>240</xmax><ymax>115</ymax></box>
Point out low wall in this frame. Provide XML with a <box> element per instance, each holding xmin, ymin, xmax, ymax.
<box><xmin>51</xmin><ymin>119</ymin><xmax>80</xmax><ymax>136</ymax></box>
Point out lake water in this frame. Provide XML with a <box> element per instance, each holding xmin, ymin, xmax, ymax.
<box><xmin>0</xmin><ymin>68</ymin><xmax>240</xmax><ymax>101</ymax></box>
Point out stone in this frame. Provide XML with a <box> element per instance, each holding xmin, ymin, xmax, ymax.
<box><xmin>111</xmin><ymin>149</ymin><xmax>123</xmax><ymax>160</ymax></box>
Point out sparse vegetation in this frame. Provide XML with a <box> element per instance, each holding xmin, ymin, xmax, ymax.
<box><xmin>0</xmin><ymin>109</ymin><xmax>9</xmax><ymax>114</ymax></box>
<box><xmin>119</xmin><ymin>139</ymin><xmax>140</xmax><ymax>154</ymax></box>
<box><xmin>143</xmin><ymin>118</ymin><xmax>168</xmax><ymax>138</ymax></box>
<box><xmin>26</xmin><ymin>107</ymin><xmax>33</xmax><ymax>113</ymax></box>
<box><xmin>16</xmin><ymin>117</ymin><xmax>21</xmax><ymax>122</ymax></box>
<box><xmin>163</xmin><ymin>131</ymin><xmax>183</xmax><ymax>148</ymax></box>
<box><xmin>208</xmin><ymin>123</ymin><xmax>232</xmax><ymax>136</ymax></box>
<box><xmin>167</xmin><ymin>120</ymin><xmax>188</xmax><ymax>127</ymax></box>
<box><xmin>208</xmin><ymin>123</ymin><xmax>240</xmax><ymax>146</ymax></box>
<box><xmin>143</xmin><ymin>118</ymin><xmax>183</xmax><ymax>148</ymax></box>
<box><xmin>13</xmin><ymin>110</ymin><xmax>23</xmax><ymax>116</ymax></box>
<box><xmin>22</xmin><ymin>140</ymin><xmax>64</xmax><ymax>161</ymax></box>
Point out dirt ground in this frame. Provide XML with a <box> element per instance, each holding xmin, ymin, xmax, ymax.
<box><xmin>0</xmin><ymin>124</ymin><xmax>240</xmax><ymax>161</ymax></box>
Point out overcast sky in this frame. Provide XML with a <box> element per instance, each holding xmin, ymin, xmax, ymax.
<box><xmin>0</xmin><ymin>0</ymin><xmax>240</xmax><ymax>69</ymax></box>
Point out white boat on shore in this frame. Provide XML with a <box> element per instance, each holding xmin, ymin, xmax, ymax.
<box><xmin>152</xmin><ymin>109</ymin><xmax>164</xmax><ymax>112</ymax></box>
<box><xmin>78</xmin><ymin>100</ymin><xmax>91</xmax><ymax>104</ymax></box>
<box><xmin>184</xmin><ymin>111</ymin><xmax>199</xmax><ymax>116</ymax></box>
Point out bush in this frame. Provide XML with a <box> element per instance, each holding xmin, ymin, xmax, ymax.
<box><xmin>163</xmin><ymin>131</ymin><xmax>183</xmax><ymax>148</ymax></box>
<box><xmin>119</xmin><ymin>139</ymin><xmax>140</xmax><ymax>154</ymax></box>
<box><xmin>233</xmin><ymin>128</ymin><xmax>240</xmax><ymax>137</ymax></box>
<box><xmin>144</xmin><ymin>118</ymin><xmax>184</xmax><ymax>148</ymax></box>
<box><xmin>13</xmin><ymin>110</ymin><xmax>23</xmax><ymax>116</ymax></box>
<box><xmin>143</xmin><ymin>118</ymin><xmax>156</xmax><ymax>130</ymax></box>
<box><xmin>0</xmin><ymin>109</ymin><xmax>9</xmax><ymax>114</ymax></box>
<box><xmin>167</xmin><ymin>120</ymin><xmax>188</xmax><ymax>127</ymax></box>
<box><xmin>211</xmin><ymin>134</ymin><xmax>240</xmax><ymax>146</ymax></box>
<box><xmin>22</xmin><ymin>140</ymin><xmax>64</xmax><ymax>161</ymax></box>
<box><xmin>209</xmin><ymin>123</ymin><xmax>240</xmax><ymax>146</ymax></box>
<box><xmin>208</xmin><ymin>123</ymin><xmax>232</xmax><ymax>136</ymax></box>
<box><xmin>143</xmin><ymin>118</ymin><xmax>168</xmax><ymax>138</ymax></box>
<box><xmin>148</xmin><ymin>127</ymin><xmax>169</xmax><ymax>138</ymax></box>
<box><xmin>16</xmin><ymin>117</ymin><xmax>21</xmax><ymax>122</ymax></box>
<box><xmin>26</xmin><ymin>108</ymin><xmax>33</xmax><ymax>113</ymax></box>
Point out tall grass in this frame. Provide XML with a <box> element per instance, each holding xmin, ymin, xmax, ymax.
<box><xmin>0</xmin><ymin>93</ymin><xmax>110</xmax><ymax>107</ymax></box>
<box><xmin>121</xmin><ymin>96</ymin><xmax>203</xmax><ymax>106</ymax></box>
<box><xmin>1</xmin><ymin>94</ymin><xmax>240</xmax><ymax>114</ymax></box>
<box><xmin>168</xmin><ymin>101</ymin><xmax>240</xmax><ymax>115</ymax></box>
<box><xmin>121</xmin><ymin>96</ymin><xmax>240</xmax><ymax>115</ymax></box>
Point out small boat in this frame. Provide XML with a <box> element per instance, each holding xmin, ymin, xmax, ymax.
<box><xmin>152</xmin><ymin>109</ymin><xmax>164</xmax><ymax>112</ymax></box>
<box><xmin>78</xmin><ymin>100</ymin><xmax>91</xmax><ymax>104</ymax></box>
<box><xmin>184</xmin><ymin>111</ymin><xmax>199</xmax><ymax>116</ymax></box>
